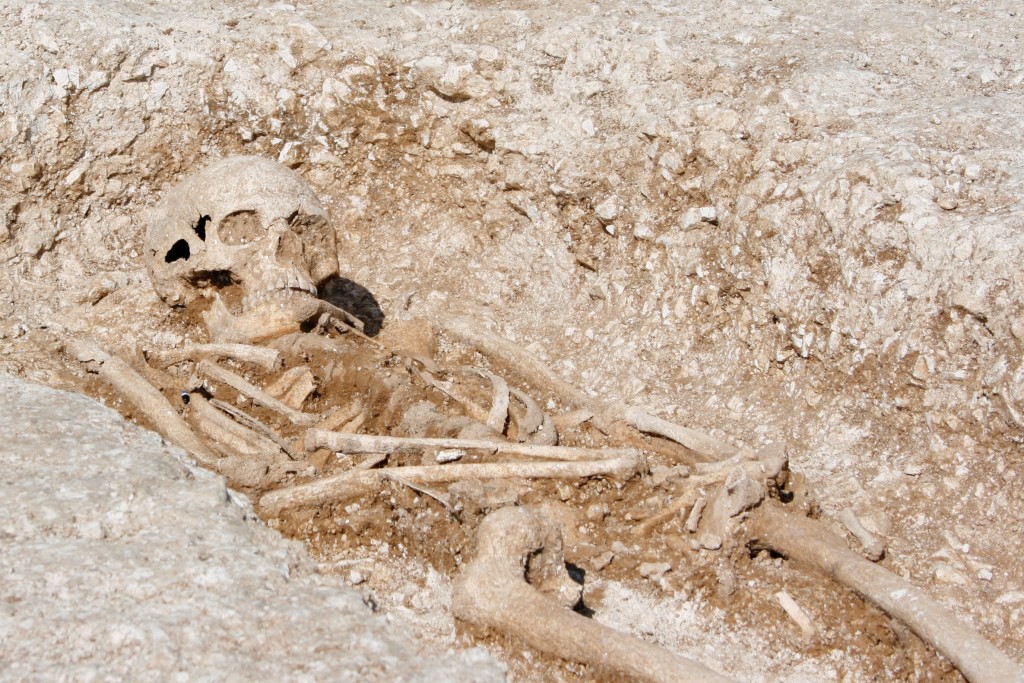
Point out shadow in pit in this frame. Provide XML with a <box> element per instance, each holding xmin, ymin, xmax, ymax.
<box><xmin>319</xmin><ymin>275</ymin><xmax>385</xmax><ymax>337</ymax></box>
<box><xmin>567</xmin><ymin>562</ymin><xmax>597</xmax><ymax>618</ymax></box>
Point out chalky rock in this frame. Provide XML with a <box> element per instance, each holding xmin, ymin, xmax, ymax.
<box><xmin>0</xmin><ymin>373</ymin><xmax>503</xmax><ymax>682</ymax></box>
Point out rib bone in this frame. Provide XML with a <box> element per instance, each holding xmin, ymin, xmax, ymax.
<box><xmin>187</xmin><ymin>393</ymin><xmax>280</xmax><ymax>458</ymax></box>
<box><xmin>196</xmin><ymin>359</ymin><xmax>318</xmax><ymax>425</ymax></box>
<box><xmin>440</xmin><ymin>318</ymin><xmax>740</xmax><ymax>460</ymax></box>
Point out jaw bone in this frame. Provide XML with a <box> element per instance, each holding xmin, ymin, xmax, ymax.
<box><xmin>203</xmin><ymin>292</ymin><xmax>321</xmax><ymax>344</ymax></box>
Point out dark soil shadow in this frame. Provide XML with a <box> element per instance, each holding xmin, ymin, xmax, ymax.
<box><xmin>319</xmin><ymin>275</ymin><xmax>385</xmax><ymax>337</ymax></box>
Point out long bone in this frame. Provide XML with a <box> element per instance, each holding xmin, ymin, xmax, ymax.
<box><xmin>749</xmin><ymin>503</ymin><xmax>1024</xmax><ymax>683</ymax></box>
<box><xmin>305</xmin><ymin>429</ymin><xmax>637</xmax><ymax>462</ymax></box>
<box><xmin>68</xmin><ymin>341</ymin><xmax>217</xmax><ymax>467</ymax></box>
<box><xmin>152</xmin><ymin>343</ymin><xmax>282</xmax><ymax>372</ymax></box>
<box><xmin>439</xmin><ymin>318</ymin><xmax>740</xmax><ymax>459</ymax></box>
<box><xmin>452</xmin><ymin>505</ymin><xmax>733</xmax><ymax>683</ymax></box>
<box><xmin>208</xmin><ymin>398</ymin><xmax>301</xmax><ymax>460</ymax></box>
<box><xmin>259</xmin><ymin>456</ymin><xmax>640</xmax><ymax>516</ymax></box>
<box><xmin>437</xmin><ymin>321</ymin><xmax>1024</xmax><ymax>679</ymax></box>
<box><xmin>187</xmin><ymin>393</ymin><xmax>281</xmax><ymax>458</ymax></box>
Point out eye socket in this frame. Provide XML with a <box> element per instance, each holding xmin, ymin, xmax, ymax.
<box><xmin>165</xmin><ymin>239</ymin><xmax>190</xmax><ymax>263</ymax></box>
<box><xmin>219</xmin><ymin>210</ymin><xmax>264</xmax><ymax>245</ymax></box>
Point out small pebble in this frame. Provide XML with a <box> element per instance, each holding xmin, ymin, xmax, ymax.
<box><xmin>933</xmin><ymin>563</ymin><xmax>968</xmax><ymax>585</ymax></box>
<box><xmin>903</xmin><ymin>463</ymin><xmax>924</xmax><ymax>476</ymax></box>
<box><xmin>978</xmin><ymin>568</ymin><xmax>993</xmax><ymax>581</ymax></box>
<box><xmin>699</xmin><ymin>533</ymin><xmax>723</xmax><ymax>550</ymax></box>
<box><xmin>638</xmin><ymin>561</ymin><xmax>672</xmax><ymax>581</ymax></box>
<box><xmin>936</xmin><ymin>193</ymin><xmax>959</xmax><ymax>211</ymax></box>
<box><xmin>556</xmin><ymin>482</ymin><xmax>573</xmax><ymax>502</ymax></box>
<box><xmin>698</xmin><ymin>205</ymin><xmax>718</xmax><ymax>224</ymax></box>
<box><xmin>348</xmin><ymin>570</ymin><xmax>366</xmax><ymax>585</ymax></box>
<box><xmin>594</xmin><ymin>196</ymin><xmax>619</xmax><ymax>224</ymax></box>
<box><xmin>591</xmin><ymin>551</ymin><xmax>614</xmax><ymax>572</ymax></box>
<box><xmin>585</xmin><ymin>502</ymin><xmax>610</xmax><ymax>521</ymax></box>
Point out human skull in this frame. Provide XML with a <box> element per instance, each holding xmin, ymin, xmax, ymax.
<box><xmin>145</xmin><ymin>156</ymin><xmax>338</xmax><ymax>343</ymax></box>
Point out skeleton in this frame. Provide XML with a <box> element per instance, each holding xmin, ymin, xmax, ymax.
<box><xmin>69</xmin><ymin>156</ymin><xmax>1022</xmax><ymax>683</ymax></box>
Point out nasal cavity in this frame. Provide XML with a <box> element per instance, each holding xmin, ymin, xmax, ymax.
<box><xmin>194</xmin><ymin>215</ymin><xmax>210</xmax><ymax>241</ymax></box>
<box><xmin>165</xmin><ymin>239</ymin><xmax>191</xmax><ymax>263</ymax></box>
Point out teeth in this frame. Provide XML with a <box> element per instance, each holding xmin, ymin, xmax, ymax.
<box><xmin>238</xmin><ymin>272</ymin><xmax>319</xmax><ymax>312</ymax></box>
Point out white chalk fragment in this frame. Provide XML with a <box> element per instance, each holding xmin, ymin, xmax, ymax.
<box><xmin>595</xmin><ymin>196</ymin><xmax>619</xmax><ymax>224</ymax></box>
<box><xmin>436</xmin><ymin>449</ymin><xmax>466</xmax><ymax>464</ymax></box>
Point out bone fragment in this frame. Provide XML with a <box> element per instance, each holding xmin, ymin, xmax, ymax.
<box><xmin>685</xmin><ymin>496</ymin><xmax>707</xmax><ymax>533</ymax></box>
<box><xmin>196</xmin><ymin>359</ymin><xmax>318</xmax><ymax>425</ymax></box>
<box><xmin>264</xmin><ymin>365</ymin><xmax>316</xmax><ymax>410</ymax></box>
<box><xmin>316</xmin><ymin>403</ymin><xmax>363</xmax><ymax>431</ymax></box>
<box><xmin>509</xmin><ymin>386</ymin><xmax>544</xmax><ymax>438</ymax></box>
<box><xmin>269</xmin><ymin>331</ymin><xmax>357</xmax><ymax>357</ymax></box>
<box><xmin>338</xmin><ymin>412</ymin><xmax>366</xmax><ymax>434</ymax></box>
<box><xmin>749</xmin><ymin>503</ymin><xmax>1024</xmax><ymax>683</ymax></box>
<box><xmin>382</xmin><ymin>472</ymin><xmax>453</xmax><ymax>510</ymax></box>
<box><xmin>318</xmin><ymin>299</ymin><xmax>384</xmax><ymax>346</ymax></box>
<box><xmin>413</xmin><ymin>367</ymin><xmax>490</xmax><ymax>424</ymax></box>
<box><xmin>510</xmin><ymin>387</ymin><xmax>558</xmax><ymax>446</ymax></box>
<box><xmin>633</xmin><ymin>489</ymin><xmax>699</xmax><ymax>537</ymax></box>
<box><xmin>441</xmin><ymin>318</ymin><xmax>591</xmax><ymax>405</ymax></box>
<box><xmin>260</xmin><ymin>457</ymin><xmax>638</xmax><ymax>515</ymax></box>
<box><xmin>552</xmin><ymin>408</ymin><xmax>594</xmax><ymax>429</ymax></box>
<box><xmin>204</xmin><ymin>294</ymin><xmax>319</xmax><ymax>345</ymax></box>
<box><xmin>775</xmin><ymin>591</ymin><xmax>816</xmax><ymax>638</ymax></box>
<box><xmin>838</xmin><ymin>507</ymin><xmax>886</xmax><ymax>561</ymax></box>
<box><xmin>473</xmin><ymin>368</ymin><xmax>510</xmax><ymax>434</ymax></box>
<box><xmin>209</xmin><ymin>398</ymin><xmax>301</xmax><ymax>460</ymax></box>
<box><xmin>68</xmin><ymin>341</ymin><xmax>217</xmax><ymax>467</ymax></box>
<box><xmin>694</xmin><ymin>454</ymin><xmax>748</xmax><ymax>476</ymax></box>
<box><xmin>452</xmin><ymin>506</ymin><xmax>732</xmax><ymax>683</ymax></box>
<box><xmin>307</xmin><ymin>429</ymin><xmax>637</xmax><ymax>463</ymax></box>
<box><xmin>154</xmin><ymin>343</ymin><xmax>282</xmax><ymax>371</ymax></box>
<box><xmin>437</xmin><ymin>449</ymin><xmax>466</xmax><ymax>463</ymax></box>
<box><xmin>352</xmin><ymin>453</ymin><xmax>388</xmax><ymax>470</ymax></box>
<box><xmin>610</xmin><ymin>403</ymin><xmax>744</xmax><ymax>461</ymax></box>
<box><xmin>187</xmin><ymin>394</ymin><xmax>280</xmax><ymax>458</ymax></box>
<box><xmin>440</xmin><ymin>318</ymin><xmax>740</xmax><ymax>460</ymax></box>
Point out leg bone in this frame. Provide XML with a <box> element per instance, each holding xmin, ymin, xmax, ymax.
<box><xmin>748</xmin><ymin>502</ymin><xmax>1023</xmax><ymax>683</ymax></box>
<box><xmin>451</xmin><ymin>505</ymin><xmax>733</xmax><ymax>683</ymax></box>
